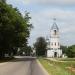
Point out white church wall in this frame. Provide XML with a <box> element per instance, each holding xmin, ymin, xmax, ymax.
<box><xmin>56</xmin><ymin>49</ymin><xmax>62</xmax><ymax>57</ymax></box>
<box><xmin>50</xmin><ymin>38</ymin><xmax>60</xmax><ymax>48</ymax></box>
<box><xmin>47</xmin><ymin>49</ymin><xmax>62</xmax><ymax>57</ymax></box>
<box><xmin>50</xmin><ymin>30</ymin><xmax>59</xmax><ymax>38</ymax></box>
<box><xmin>47</xmin><ymin>50</ymin><xmax>54</xmax><ymax>57</ymax></box>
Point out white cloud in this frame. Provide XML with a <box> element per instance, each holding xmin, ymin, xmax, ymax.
<box><xmin>8</xmin><ymin>0</ymin><xmax>75</xmax><ymax>5</ymax></box>
<box><xmin>23</xmin><ymin>0</ymin><xmax>75</xmax><ymax>5</ymax></box>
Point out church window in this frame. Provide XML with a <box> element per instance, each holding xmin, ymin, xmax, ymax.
<box><xmin>55</xmin><ymin>42</ymin><xmax>56</xmax><ymax>46</ymax></box>
<box><xmin>54</xmin><ymin>30</ymin><xmax>57</xmax><ymax>35</ymax></box>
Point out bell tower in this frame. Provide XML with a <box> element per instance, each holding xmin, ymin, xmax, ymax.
<box><xmin>50</xmin><ymin>18</ymin><xmax>60</xmax><ymax>50</ymax></box>
<box><xmin>47</xmin><ymin>19</ymin><xmax>62</xmax><ymax>57</ymax></box>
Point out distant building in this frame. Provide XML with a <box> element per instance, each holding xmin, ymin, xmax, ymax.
<box><xmin>47</xmin><ymin>19</ymin><xmax>62</xmax><ymax>57</ymax></box>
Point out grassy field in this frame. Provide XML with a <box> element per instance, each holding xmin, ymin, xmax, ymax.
<box><xmin>39</xmin><ymin>58</ymin><xmax>75</xmax><ymax>75</ymax></box>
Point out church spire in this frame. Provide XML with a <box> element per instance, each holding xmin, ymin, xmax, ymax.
<box><xmin>51</xmin><ymin>18</ymin><xmax>59</xmax><ymax>30</ymax></box>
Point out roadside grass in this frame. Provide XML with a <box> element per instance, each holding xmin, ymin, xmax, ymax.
<box><xmin>39</xmin><ymin>58</ymin><xmax>75</xmax><ymax>75</ymax></box>
<box><xmin>56</xmin><ymin>58</ymin><xmax>75</xmax><ymax>61</ymax></box>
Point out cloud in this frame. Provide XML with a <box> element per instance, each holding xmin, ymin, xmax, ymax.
<box><xmin>8</xmin><ymin>0</ymin><xmax>75</xmax><ymax>6</ymax></box>
<box><xmin>38</xmin><ymin>0</ymin><xmax>75</xmax><ymax>5</ymax></box>
<box><xmin>22</xmin><ymin>0</ymin><xmax>75</xmax><ymax>6</ymax></box>
<box><xmin>7</xmin><ymin>0</ymin><xmax>75</xmax><ymax>6</ymax></box>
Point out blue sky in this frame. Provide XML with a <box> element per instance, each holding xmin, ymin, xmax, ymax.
<box><xmin>7</xmin><ymin>0</ymin><xmax>75</xmax><ymax>46</ymax></box>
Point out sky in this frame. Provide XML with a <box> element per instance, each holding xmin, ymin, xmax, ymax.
<box><xmin>7</xmin><ymin>0</ymin><xmax>75</xmax><ymax>46</ymax></box>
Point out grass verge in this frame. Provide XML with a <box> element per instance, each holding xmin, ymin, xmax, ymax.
<box><xmin>56</xmin><ymin>58</ymin><xmax>75</xmax><ymax>61</ymax></box>
<box><xmin>39</xmin><ymin>58</ymin><xmax>75</xmax><ymax>75</ymax></box>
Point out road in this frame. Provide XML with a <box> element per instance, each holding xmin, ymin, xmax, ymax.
<box><xmin>0</xmin><ymin>56</ymin><xmax>48</xmax><ymax>75</ymax></box>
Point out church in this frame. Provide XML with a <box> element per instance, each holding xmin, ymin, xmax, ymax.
<box><xmin>46</xmin><ymin>19</ymin><xmax>62</xmax><ymax>58</ymax></box>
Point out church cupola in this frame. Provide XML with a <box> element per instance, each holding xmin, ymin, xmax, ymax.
<box><xmin>51</xmin><ymin>18</ymin><xmax>59</xmax><ymax>31</ymax></box>
<box><xmin>50</xmin><ymin>19</ymin><xmax>59</xmax><ymax>38</ymax></box>
<box><xmin>51</xmin><ymin>21</ymin><xmax>59</xmax><ymax>31</ymax></box>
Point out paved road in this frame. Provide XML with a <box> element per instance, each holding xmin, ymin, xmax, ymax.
<box><xmin>0</xmin><ymin>56</ymin><xmax>48</xmax><ymax>75</ymax></box>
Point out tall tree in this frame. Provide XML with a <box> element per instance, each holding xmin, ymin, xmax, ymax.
<box><xmin>34</xmin><ymin>37</ymin><xmax>47</xmax><ymax>56</ymax></box>
<box><xmin>20</xmin><ymin>46</ymin><xmax>32</xmax><ymax>56</ymax></box>
<box><xmin>66</xmin><ymin>45</ymin><xmax>75</xmax><ymax>58</ymax></box>
<box><xmin>60</xmin><ymin>45</ymin><xmax>67</xmax><ymax>54</ymax></box>
<box><xmin>0</xmin><ymin>2</ymin><xmax>32</xmax><ymax>57</ymax></box>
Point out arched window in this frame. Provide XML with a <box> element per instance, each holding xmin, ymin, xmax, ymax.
<box><xmin>55</xmin><ymin>42</ymin><xmax>56</xmax><ymax>46</ymax></box>
<box><xmin>54</xmin><ymin>30</ymin><xmax>57</xmax><ymax>35</ymax></box>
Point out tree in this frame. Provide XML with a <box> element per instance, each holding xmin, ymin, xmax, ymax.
<box><xmin>20</xmin><ymin>46</ymin><xmax>32</xmax><ymax>56</ymax></box>
<box><xmin>66</xmin><ymin>45</ymin><xmax>75</xmax><ymax>58</ymax></box>
<box><xmin>0</xmin><ymin>0</ymin><xmax>6</xmax><ymax>3</ymax></box>
<box><xmin>0</xmin><ymin>2</ymin><xmax>32</xmax><ymax>57</ymax></box>
<box><xmin>60</xmin><ymin>45</ymin><xmax>67</xmax><ymax>54</ymax></box>
<box><xmin>34</xmin><ymin>37</ymin><xmax>47</xmax><ymax>56</ymax></box>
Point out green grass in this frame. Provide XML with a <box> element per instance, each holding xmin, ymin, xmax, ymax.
<box><xmin>56</xmin><ymin>58</ymin><xmax>75</xmax><ymax>61</ymax></box>
<box><xmin>39</xmin><ymin>58</ymin><xmax>75</xmax><ymax>75</ymax></box>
